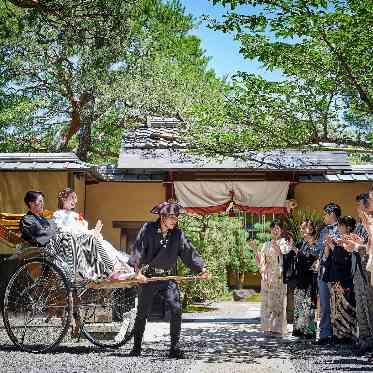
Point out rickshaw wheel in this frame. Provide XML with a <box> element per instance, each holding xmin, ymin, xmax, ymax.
<box><xmin>3</xmin><ymin>258</ymin><xmax>72</xmax><ymax>353</ymax></box>
<box><xmin>79</xmin><ymin>287</ymin><xmax>137</xmax><ymax>348</ymax></box>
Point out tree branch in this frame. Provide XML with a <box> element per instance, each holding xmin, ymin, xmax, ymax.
<box><xmin>8</xmin><ymin>0</ymin><xmax>39</xmax><ymax>8</ymax></box>
<box><xmin>303</xmin><ymin>5</ymin><xmax>373</xmax><ymax>113</ymax></box>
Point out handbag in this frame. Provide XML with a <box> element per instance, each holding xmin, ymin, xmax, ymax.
<box><xmin>282</xmin><ymin>250</ymin><xmax>297</xmax><ymax>288</ymax></box>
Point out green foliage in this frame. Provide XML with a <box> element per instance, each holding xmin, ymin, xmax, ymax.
<box><xmin>246</xmin><ymin>220</ymin><xmax>271</xmax><ymax>269</ymax></box>
<box><xmin>0</xmin><ymin>0</ymin><xmax>226</xmax><ymax>161</ymax></box>
<box><xmin>227</xmin><ymin>221</ymin><xmax>257</xmax><ymax>274</ymax></box>
<box><xmin>189</xmin><ymin>0</ymin><xmax>373</xmax><ymax>158</ymax></box>
<box><xmin>177</xmin><ymin>213</ymin><xmax>257</xmax><ymax>306</ymax></box>
<box><xmin>177</xmin><ymin>214</ymin><xmax>228</xmax><ymax>306</ymax></box>
<box><xmin>252</xmin><ymin>221</ymin><xmax>271</xmax><ymax>245</ymax></box>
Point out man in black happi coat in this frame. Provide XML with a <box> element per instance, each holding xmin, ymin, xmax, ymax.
<box><xmin>128</xmin><ymin>201</ymin><xmax>208</xmax><ymax>359</ymax></box>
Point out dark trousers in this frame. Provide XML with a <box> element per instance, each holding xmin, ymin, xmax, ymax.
<box><xmin>319</xmin><ymin>279</ymin><xmax>332</xmax><ymax>338</ymax></box>
<box><xmin>133</xmin><ymin>280</ymin><xmax>182</xmax><ymax>350</ymax></box>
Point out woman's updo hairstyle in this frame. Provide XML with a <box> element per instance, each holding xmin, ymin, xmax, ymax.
<box><xmin>301</xmin><ymin>218</ymin><xmax>316</xmax><ymax>237</ymax></box>
<box><xmin>57</xmin><ymin>188</ymin><xmax>75</xmax><ymax>209</ymax></box>
<box><xmin>339</xmin><ymin>215</ymin><xmax>356</xmax><ymax>233</ymax></box>
<box><xmin>270</xmin><ymin>218</ymin><xmax>284</xmax><ymax>230</ymax></box>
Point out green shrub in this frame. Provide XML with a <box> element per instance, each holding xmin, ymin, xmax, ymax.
<box><xmin>178</xmin><ymin>213</ymin><xmax>258</xmax><ymax>307</ymax></box>
<box><xmin>178</xmin><ymin>214</ymin><xmax>229</xmax><ymax>308</ymax></box>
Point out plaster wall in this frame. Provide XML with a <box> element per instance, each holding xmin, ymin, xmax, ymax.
<box><xmin>0</xmin><ymin>172</ymin><xmax>68</xmax><ymax>213</ymax></box>
<box><xmin>294</xmin><ymin>182</ymin><xmax>372</xmax><ymax>217</ymax></box>
<box><xmin>85</xmin><ymin>182</ymin><xmax>165</xmax><ymax>248</ymax></box>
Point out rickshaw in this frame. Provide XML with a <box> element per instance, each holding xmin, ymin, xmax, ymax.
<box><xmin>1</xmin><ymin>245</ymin><xmax>204</xmax><ymax>353</ymax></box>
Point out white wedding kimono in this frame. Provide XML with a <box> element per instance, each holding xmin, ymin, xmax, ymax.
<box><xmin>53</xmin><ymin>210</ymin><xmax>132</xmax><ymax>274</ymax></box>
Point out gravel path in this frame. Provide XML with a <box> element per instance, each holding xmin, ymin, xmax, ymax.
<box><xmin>0</xmin><ymin>301</ymin><xmax>372</xmax><ymax>372</ymax></box>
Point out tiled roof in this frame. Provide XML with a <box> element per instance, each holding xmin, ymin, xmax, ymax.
<box><xmin>0</xmin><ymin>153</ymin><xmax>90</xmax><ymax>171</ymax></box>
<box><xmin>93</xmin><ymin>165</ymin><xmax>165</xmax><ymax>181</ymax></box>
<box><xmin>300</xmin><ymin>165</ymin><xmax>373</xmax><ymax>182</ymax></box>
<box><xmin>119</xmin><ymin>117</ymin><xmax>352</xmax><ymax>172</ymax></box>
<box><xmin>123</xmin><ymin>117</ymin><xmax>187</xmax><ymax>150</ymax></box>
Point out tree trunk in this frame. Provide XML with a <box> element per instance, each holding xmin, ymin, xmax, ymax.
<box><xmin>77</xmin><ymin>97</ymin><xmax>94</xmax><ymax>161</ymax></box>
<box><xmin>239</xmin><ymin>272</ymin><xmax>245</xmax><ymax>289</ymax></box>
<box><xmin>235</xmin><ymin>272</ymin><xmax>241</xmax><ymax>289</ymax></box>
<box><xmin>77</xmin><ymin>120</ymin><xmax>91</xmax><ymax>161</ymax></box>
<box><xmin>56</xmin><ymin>91</ymin><xmax>93</xmax><ymax>152</ymax></box>
<box><xmin>9</xmin><ymin>0</ymin><xmax>40</xmax><ymax>8</ymax></box>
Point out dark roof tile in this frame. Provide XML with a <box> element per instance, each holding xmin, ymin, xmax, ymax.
<box><xmin>0</xmin><ymin>152</ymin><xmax>89</xmax><ymax>171</ymax></box>
<box><xmin>119</xmin><ymin>117</ymin><xmax>355</xmax><ymax>172</ymax></box>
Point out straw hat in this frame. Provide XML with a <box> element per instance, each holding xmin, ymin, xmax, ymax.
<box><xmin>150</xmin><ymin>200</ymin><xmax>185</xmax><ymax>215</ymax></box>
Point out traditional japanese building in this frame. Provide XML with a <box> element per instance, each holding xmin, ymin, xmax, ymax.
<box><xmin>0</xmin><ymin>117</ymin><xmax>372</xmax><ymax>256</ymax></box>
<box><xmin>85</xmin><ymin>117</ymin><xmax>373</xmax><ymax>251</ymax></box>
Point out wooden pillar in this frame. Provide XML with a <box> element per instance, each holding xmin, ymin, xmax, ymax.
<box><xmin>164</xmin><ymin>171</ymin><xmax>174</xmax><ymax>201</ymax></box>
<box><xmin>67</xmin><ymin>172</ymin><xmax>75</xmax><ymax>190</ymax></box>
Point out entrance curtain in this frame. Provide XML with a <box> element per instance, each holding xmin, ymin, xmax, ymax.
<box><xmin>173</xmin><ymin>181</ymin><xmax>289</xmax><ymax>215</ymax></box>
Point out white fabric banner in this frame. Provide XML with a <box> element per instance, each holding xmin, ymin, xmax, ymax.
<box><xmin>233</xmin><ymin>181</ymin><xmax>289</xmax><ymax>208</ymax></box>
<box><xmin>174</xmin><ymin>181</ymin><xmax>289</xmax><ymax>209</ymax></box>
<box><xmin>173</xmin><ymin>181</ymin><xmax>232</xmax><ymax>208</ymax></box>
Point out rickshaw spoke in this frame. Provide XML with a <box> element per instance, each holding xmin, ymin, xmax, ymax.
<box><xmin>3</xmin><ymin>259</ymin><xmax>72</xmax><ymax>353</ymax></box>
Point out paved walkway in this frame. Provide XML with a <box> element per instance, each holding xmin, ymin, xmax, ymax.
<box><xmin>142</xmin><ymin>301</ymin><xmax>372</xmax><ymax>373</ymax></box>
<box><xmin>142</xmin><ymin>301</ymin><xmax>293</xmax><ymax>373</ymax></box>
<box><xmin>0</xmin><ymin>301</ymin><xmax>372</xmax><ymax>372</ymax></box>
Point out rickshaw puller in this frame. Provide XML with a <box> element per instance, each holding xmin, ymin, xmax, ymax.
<box><xmin>128</xmin><ymin>201</ymin><xmax>208</xmax><ymax>359</ymax></box>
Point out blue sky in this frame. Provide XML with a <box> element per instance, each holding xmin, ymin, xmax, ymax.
<box><xmin>181</xmin><ymin>0</ymin><xmax>283</xmax><ymax>81</ymax></box>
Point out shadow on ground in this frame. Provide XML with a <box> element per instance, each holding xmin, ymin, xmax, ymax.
<box><xmin>1</xmin><ymin>315</ymin><xmax>373</xmax><ymax>373</ymax></box>
<box><xmin>160</xmin><ymin>318</ymin><xmax>373</xmax><ymax>372</ymax></box>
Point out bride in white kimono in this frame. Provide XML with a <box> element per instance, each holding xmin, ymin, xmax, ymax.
<box><xmin>53</xmin><ymin>188</ymin><xmax>134</xmax><ymax>280</ymax></box>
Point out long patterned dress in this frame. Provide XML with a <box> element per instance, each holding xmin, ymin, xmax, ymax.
<box><xmin>45</xmin><ymin>231</ymin><xmax>112</xmax><ymax>281</ymax></box>
<box><xmin>351</xmin><ymin>224</ymin><xmax>373</xmax><ymax>349</ymax></box>
<box><xmin>324</xmin><ymin>245</ymin><xmax>356</xmax><ymax>342</ymax></box>
<box><xmin>20</xmin><ymin>212</ymin><xmax>112</xmax><ymax>281</ymax></box>
<box><xmin>260</xmin><ymin>239</ymin><xmax>291</xmax><ymax>336</ymax></box>
<box><xmin>291</xmin><ymin>241</ymin><xmax>318</xmax><ymax>338</ymax></box>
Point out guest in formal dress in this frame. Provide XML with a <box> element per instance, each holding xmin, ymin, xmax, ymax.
<box><xmin>324</xmin><ymin>216</ymin><xmax>356</xmax><ymax>344</ymax></box>
<box><xmin>284</xmin><ymin>219</ymin><xmax>318</xmax><ymax>339</ymax></box>
<box><xmin>340</xmin><ymin>193</ymin><xmax>373</xmax><ymax>353</ymax></box>
<box><xmin>259</xmin><ymin>219</ymin><xmax>292</xmax><ymax>337</ymax></box>
<box><xmin>53</xmin><ymin>188</ymin><xmax>134</xmax><ymax>280</ymax></box>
